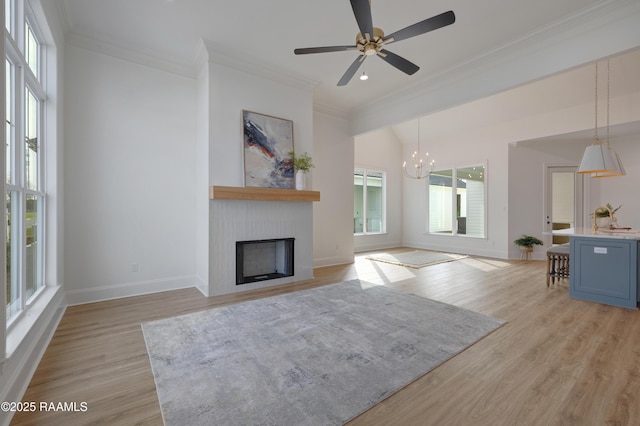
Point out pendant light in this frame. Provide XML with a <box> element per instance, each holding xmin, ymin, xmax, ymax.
<box><xmin>591</xmin><ymin>60</ymin><xmax>626</xmax><ymax>178</ymax></box>
<box><xmin>577</xmin><ymin>62</ymin><xmax>615</xmax><ymax>174</ymax></box>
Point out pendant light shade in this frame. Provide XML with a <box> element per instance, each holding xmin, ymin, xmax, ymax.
<box><xmin>577</xmin><ymin>139</ymin><xmax>615</xmax><ymax>174</ymax></box>
<box><xmin>592</xmin><ymin>147</ymin><xmax>626</xmax><ymax>178</ymax></box>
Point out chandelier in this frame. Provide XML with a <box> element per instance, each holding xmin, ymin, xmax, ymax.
<box><xmin>403</xmin><ymin>118</ymin><xmax>434</xmax><ymax>179</ymax></box>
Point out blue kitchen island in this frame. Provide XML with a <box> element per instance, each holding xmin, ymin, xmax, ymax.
<box><xmin>554</xmin><ymin>228</ymin><xmax>640</xmax><ymax>310</ymax></box>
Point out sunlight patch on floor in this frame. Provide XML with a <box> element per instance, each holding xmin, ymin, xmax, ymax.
<box><xmin>354</xmin><ymin>256</ymin><xmax>417</xmax><ymax>286</ymax></box>
<box><xmin>459</xmin><ymin>257</ymin><xmax>511</xmax><ymax>272</ymax></box>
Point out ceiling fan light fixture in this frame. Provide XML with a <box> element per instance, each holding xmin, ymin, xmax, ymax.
<box><xmin>359</xmin><ymin>71</ymin><xmax>368</xmax><ymax>80</ymax></box>
<box><xmin>293</xmin><ymin>2</ymin><xmax>455</xmax><ymax>86</ymax></box>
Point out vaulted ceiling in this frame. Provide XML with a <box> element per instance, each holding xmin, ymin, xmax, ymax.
<box><xmin>57</xmin><ymin>0</ymin><xmax>633</xmax><ymax>119</ymax></box>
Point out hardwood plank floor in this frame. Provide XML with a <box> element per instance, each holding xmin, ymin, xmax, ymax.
<box><xmin>10</xmin><ymin>249</ymin><xmax>640</xmax><ymax>425</ymax></box>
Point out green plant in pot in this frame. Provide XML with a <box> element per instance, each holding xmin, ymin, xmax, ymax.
<box><xmin>289</xmin><ymin>150</ymin><xmax>314</xmax><ymax>190</ymax></box>
<box><xmin>593</xmin><ymin>203</ymin><xmax>621</xmax><ymax>218</ymax></box>
<box><xmin>514</xmin><ymin>235</ymin><xmax>544</xmax><ymax>259</ymax></box>
<box><xmin>592</xmin><ymin>203</ymin><xmax>622</xmax><ymax>229</ymax></box>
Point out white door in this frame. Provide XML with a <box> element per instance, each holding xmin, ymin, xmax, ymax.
<box><xmin>545</xmin><ymin>166</ymin><xmax>583</xmax><ymax>245</ymax></box>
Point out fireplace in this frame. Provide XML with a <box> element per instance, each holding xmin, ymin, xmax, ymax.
<box><xmin>208</xmin><ymin>198</ymin><xmax>313</xmax><ymax>297</ymax></box>
<box><xmin>236</xmin><ymin>238</ymin><xmax>295</xmax><ymax>285</ymax></box>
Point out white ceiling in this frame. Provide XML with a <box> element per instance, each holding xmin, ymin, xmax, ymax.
<box><xmin>58</xmin><ymin>0</ymin><xmax>609</xmax><ymax>114</ymax></box>
<box><xmin>389</xmin><ymin>47</ymin><xmax>640</xmax><ymax>145</ymax></box>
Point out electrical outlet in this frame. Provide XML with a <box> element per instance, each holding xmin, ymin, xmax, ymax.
<box><xmin>131</xmin><ymin>263</ymin><xmax>139</xmax><ymax>272</ymax></box>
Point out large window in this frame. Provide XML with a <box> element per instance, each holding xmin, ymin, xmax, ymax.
<box><xmin>5</xmin><ymin>2</ymin><xmax>47</xmax><ymax>328</ymax></box>
<box><xmin>354</xmin><ymin>168</ymin><xmax>386</xmax><ymax>234</ymax></box>
<box><xmin>428</xmin><ymin>165</ymin><xmax>486</xmax><ymax>238</ymax></box>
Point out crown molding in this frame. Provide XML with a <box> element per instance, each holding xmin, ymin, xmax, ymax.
<box><xmin>312</xmin><ymin>102</ymin><xmax>352</xmax><ymax>121</ymax></box>
<box><xmin>65</xmin><ymin>32</ymin><xmax>197</xmax><ymax>79</ymax></box>
<box><xmin>351</xmin><ymin>0</ymin><xmax>640</xmax><ymax>136</ymax></box>
<box><xmin>200</xmin><ymin>39</ymin><xmax>316</xmax><ymax>92</ymax></box>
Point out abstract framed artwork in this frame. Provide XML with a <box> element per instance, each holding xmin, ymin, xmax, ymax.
<box><xmin>242</xmin><ymin>110</ymin><xmax>295</xmax><ymax>189</ymax></box>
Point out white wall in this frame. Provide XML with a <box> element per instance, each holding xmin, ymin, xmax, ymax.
<box><xmin>64</xmin><ymin>45</ymin><xmax>197</xmax><ymax>304</ymax></box>
<box><xmin>402</xmin><ymin>131</ymin><xmax>508</xmax><ymax>258</ymax></box>
<box><xmin>207</xmin><ymin>61</ymin><xmax>313</xmax><ymax>186</ymax></box>
<box><xmin>195</xmin><ymin>57</ymin><xmax>210</xmax><ymax>295</ymax></box>
<box><xmin>204</xmin><ymin>48</ymin><xmax>316</xmax><ymax>294</ymax></box>
<box><xmin>588</xmin><ymin>135</ymin><xmax>640</xmax><ymax>230</ymax></box>
<box><xmin>508</xmin><ymin>141</ymin><xmax>587</xmax><ymax>259</ymax></box>
<box><xmin>313</xmin><ymin>110</ymin><xmax>355</xmax><ymax>266</ymax></box>
<box><xmin>353</xmin><ymin>127</ymin><xmax>403</xmax><ymax>252</ymax></box>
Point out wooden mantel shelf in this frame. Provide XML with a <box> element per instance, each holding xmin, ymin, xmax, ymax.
<box><xmin>210</xmin><ymin>186</ymin><xmax>320</xmax><ymax>202</ymax></box>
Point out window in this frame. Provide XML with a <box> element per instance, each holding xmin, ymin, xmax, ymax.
<box><xmin>354</xmin><ymin>168</ymin><xmax>386</xmax><ymax>234</ymax></box>
<box><xmin>5</xmin><ymin>0</ymin><xmax>12</xmax><ymax>33</ymax></box>
<box><xmin>428</xmin><ymin>165</ymin><xmax>486</xmax><ymax>238</ymax></box>
<box><xmin>5</xmin><ymin>1</ymin><xmax>47</xmax><ymax>328</ymax></box>
<box><xmin>6</xmin><ymin>191</ymin><xmax>20</xmax><ymax>322</ymax></box>
<box><xmin>25</xmin><ymin>87</ymin><xmax>39</xmax><ymax>190</ymax></box>
<box><xmin>25</xmin><ymin>20</ymin><xmax>39</xmax><ymax>79</ymax></box>
<box><xmin>5</xmin><ymin>59</ymin><xmax>12</xmax><ymax>184</ymax></box>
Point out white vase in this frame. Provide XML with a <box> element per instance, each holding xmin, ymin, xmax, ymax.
<box><xmin>295</xmin><ymin>170</ymin><xmax>306</xmax><ymax>190</ymax></box>
<box><xmin>596</xmin><ymin>216</ymin><xmax>611</xmax><ymax>228</ymax></box>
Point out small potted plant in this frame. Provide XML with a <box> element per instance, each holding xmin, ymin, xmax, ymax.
<box><xmin>288</xmin><ymin>150</ymin><xmax>314</xmax><ymax>190</ymax></box>
<box><xmin>592</xmin><ymin>203</ymin><xmax>621</xmax><ymax>229</ymax></box>
<box><xmin>514</xmin><ymin>234</ymin><xmax>544</xmax><ymax>260</ymax></box>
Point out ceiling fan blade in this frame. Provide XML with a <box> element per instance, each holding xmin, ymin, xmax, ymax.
<box><xmin>383</xmin><ymin>10</ymin><xmax>455</xmax><ymax>44</ymax></box>
<box><xmin>378</xmin><ymin>49</ymin><xmax>419</xmax><ymax>75</ymax></box>
<box><xmin>294</xmin><ymin>45</ymin><xmax>357</xmax><ymax>55</ymax></box>
<box><xmin>338</xmin><ymin>55</ymin><xmax>366</xmax><ymax>86</ymax></box>
<box><xmin>350</xmin><ymin>0</ymin><xmax>374</xmax><ymax>39</ymax></box>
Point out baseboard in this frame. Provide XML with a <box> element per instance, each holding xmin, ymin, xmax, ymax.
<box><xmin>313</xmin><ymin>254</ymin><xmax>354</xmax><ymax>268</ymax></box>
<box><xmin>354</xmin><ymin>242</ymin><xmax>403</xmax><ymax>253</ymax></box>
<box><xmin>66</xmin><ymin>275</ymin><xmax>197</xmax><ymax>305</ymax></box>
<box><xmin>0</xmin><ymin>287</ymin><xmax>66</xmax><ymax>426</ymax></box>
<box><xmin>402</xmin><ymin>241</ymin><xmax>508</xmax><ymax>260</ymax></box>
<box><xmin>195</xmin><ymin>275</ymin><xmax>209</xmax><ymax>297</ymax></box>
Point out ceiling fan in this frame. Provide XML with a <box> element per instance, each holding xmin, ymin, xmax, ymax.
<box><xmin>294</xmin><ymin>0</ymin><xmax>455</xmax><ymax>86</ymax></box>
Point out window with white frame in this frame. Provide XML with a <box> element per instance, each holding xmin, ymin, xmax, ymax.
<box><xmin>354</xmin><ymin>168</ymin><xmax>386</xmax><ymax>234</ymax></box>
<box><xmin>5</xmin><ymin>1</ymin><xmax>46</xmax><ymax>328</ymax></box>
<box><xmin>428</xmin><ymin>165</ymin><xmax>486</xmax><ymax>238</ymax></box>
<box><xmin>5</xmin><ymin>0</ymin><xmax>12</xmax><ymax>33</ymax></box>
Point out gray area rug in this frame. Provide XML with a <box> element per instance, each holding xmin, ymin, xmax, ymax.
<box><xmin>366</xmin><ymin>250</ymin><xmax>468</xmax><ymax>269</ymax></box>
<box><xmin>142</xmin><ymin>279</ymin><xmax>505</xmax><ymax>426</ymax></box>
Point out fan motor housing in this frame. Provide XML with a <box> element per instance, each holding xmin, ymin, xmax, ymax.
<box><xmin>356</xmin><ymin>27</ymin><xmax>385</xmax><ymax>53</ymax></box>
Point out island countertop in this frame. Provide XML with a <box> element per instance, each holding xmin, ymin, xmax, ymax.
<box><xmin>553</xmin><ymin>227</ymin><xmax>640</xmax><ymax>240</ymax></box>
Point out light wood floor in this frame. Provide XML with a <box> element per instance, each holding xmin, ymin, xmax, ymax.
<box><xmin>11</xmin><ymin>249</ymin><xmax>640</xmax><ymax>425</ymax></box>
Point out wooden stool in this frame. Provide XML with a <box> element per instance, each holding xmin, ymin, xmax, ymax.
<box><xmin>546</xmin><ymin>244</ymin><xmax>570</xmax><ymax>287</ymax></box>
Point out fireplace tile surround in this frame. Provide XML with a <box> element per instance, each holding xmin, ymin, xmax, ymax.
<box><xmin>208</xmin><ymin>197</ymin><xmax>315</xmax><ymax>297</ymax></box>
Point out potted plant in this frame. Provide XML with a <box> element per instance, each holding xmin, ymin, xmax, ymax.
<box><xmin>288</xmin><ymin>150</ymin><xmax>314</xmax><ymax>190</ymax></box>
<box><xmin>592</xmin><ymin>203</ymin><xmax>621</xmax><ymax>229</ymax></box>
<box><xmin>514</xmin><ymin>235</ymin><xmax>544</xmax><ymax>260</ymax></box>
